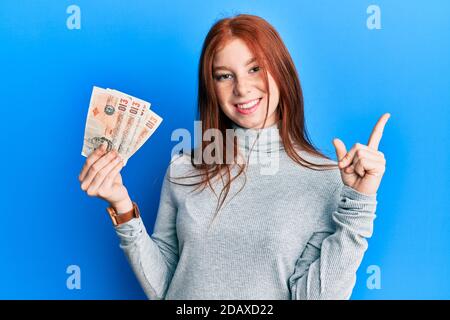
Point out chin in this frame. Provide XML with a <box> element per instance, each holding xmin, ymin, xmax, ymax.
<box><xmin>236</xmin><ymin>119</ymin><xmax>265</xmax><ymax>129</ymax></box>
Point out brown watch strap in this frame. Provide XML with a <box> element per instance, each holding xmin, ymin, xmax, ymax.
<box><xmin>106</xmin><ymin>201</ymin><xmax>140</xmax><ymax>226</ymax></box>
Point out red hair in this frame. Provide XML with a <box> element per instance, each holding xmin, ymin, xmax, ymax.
<box><xmin>171</xmin><ymin>14</ymin><xmax>338</xmax><ymax>225</ymax></box>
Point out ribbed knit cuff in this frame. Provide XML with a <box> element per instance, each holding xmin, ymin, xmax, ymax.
<box><xmin>341</xmin><ymin>185</ymin><xmax>377</xmax><ymax>202</ymax></box>
<box><xmin>114</xmin><ymin>216</ymin><xmax>146</xmax><ymax>247</ymax></box>
<box><xmin>335</xmin><ymin>185</ymin><xmax>378</xmax><ymax>238</ymax></box>
<box><xmin>337</xmin><ymin>184</ymin><xmax>377</xmax><ymax>215</ymax></box>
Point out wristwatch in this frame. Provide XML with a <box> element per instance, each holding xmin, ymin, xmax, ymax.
<box><xmin>106</xmin><ymin>201</ymin><xmax>140</xmax><ymax>226</ymax></box>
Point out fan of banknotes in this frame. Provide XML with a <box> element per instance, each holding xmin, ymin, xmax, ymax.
<box><xmin>81</xmin><ymin>86</ymin><xmax>163</xmax><ymax>166</ymax></box>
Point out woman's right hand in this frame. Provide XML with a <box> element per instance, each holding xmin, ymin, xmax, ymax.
<box><xmin>78</xmin><ymin>143</ymin><xmax>133</xmax><ymax>213</ymax></box>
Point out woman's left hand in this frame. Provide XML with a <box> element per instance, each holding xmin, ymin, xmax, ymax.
<box><xmin>332</xmin><ymin>113</ymin><xmax>391</xmax><ymax>196</ymax></box>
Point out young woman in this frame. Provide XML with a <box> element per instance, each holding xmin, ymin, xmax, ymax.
<box><xmin>78</xmin><ymin>14</ymin><xmax>389</xmax><ymax>300</ymax></box>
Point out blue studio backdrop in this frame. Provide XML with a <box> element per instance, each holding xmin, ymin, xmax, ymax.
<box><xmin>1</xmin><ymin>0</ymin><xmax>449</xmax><ymax>299</ymax></box>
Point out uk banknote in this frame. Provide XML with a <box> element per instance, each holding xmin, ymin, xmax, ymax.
<box><xmin>81</xmin><ymin>86</ymin><xmax>163</xmax><ymax>165</ymax></box>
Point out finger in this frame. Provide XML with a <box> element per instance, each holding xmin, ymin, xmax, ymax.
<box><xmin>332</xmin><ymin>138</ymin><xmax>347</xmax><ymax>162</ymax></box>
<box><xmin>86</xmin><ymin>156</ymin><xmax>122</xmax><ymax>196</ymax></box>
<box><xmin>368</xmin><ymin>113</ymin><xmax>391</xmax><ymax>150</ymax></box>
<box><xmin>79</xmin><ymin>142</ymin><xmax>107</xmax><ymax>182</ymax></box>
<box><xmin>344</xmin><ymin>164</ymin><xmax>355</xmax><ymax>174</ymax></box>
<box><xmin>354</xmin><ymin>156</ymin><xmax>385</xmax><ymax>178</ymax></box>
<box><xmin>339</xmin><ymin>143</ymin><xmax>370</xmax><ymax>169</ymax></box>
<box><xmin>98</xmin><ymin>159</ymin><xmax>125</xmax><ymax>192</ymax></box>
<box><xmin>351</xmin><ymin>149</ymin><xmax>386</xmax><ymax>176</ymax></box>
<box><xmin>352</xmin><ymin>148</ymin><xmax>385</xmax><ymax>165</ymax></box>
<box><xmin>354</xmin><ymin>158</ymin><xmax>366</xmax><ymax>177</ymax></box>
<box><xmin>80</xmin><ymin>150</ymin><xmax>118</xmax><ymax>191</ymax></box>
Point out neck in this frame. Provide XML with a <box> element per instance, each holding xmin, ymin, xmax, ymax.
<box><xmin>231</xmin><ymin>120</ymin><xmax>283</xmax><ymax>153</ymax></box>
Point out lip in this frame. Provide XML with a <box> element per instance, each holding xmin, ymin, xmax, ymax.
<box><xmin>234</xmin><ymin>98</ymin><xmax>261</xmax><ymax>115</ymax></box>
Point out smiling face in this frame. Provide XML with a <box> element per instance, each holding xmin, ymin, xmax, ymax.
<box><xmin>212</xmin><ymin>38</ymin><xmax>280</xmax><ymax>129</ymax></box>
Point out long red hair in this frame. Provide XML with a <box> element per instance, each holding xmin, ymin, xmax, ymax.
<box><xmin>171</xmin><ymin>14</ymin><xmax>338</xmax><ymax>225</ymax></box>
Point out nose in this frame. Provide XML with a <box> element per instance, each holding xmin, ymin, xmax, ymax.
<box><xmin>233</xmin><ymin>77</ymin><xmax>251</xmax><ymax>97</ymax></box>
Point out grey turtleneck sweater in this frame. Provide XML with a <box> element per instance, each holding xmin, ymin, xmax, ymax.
<box><xmin>114</xmin><ymin>121</ymin><xmax>378</xmax><ymax>300</ymax></box>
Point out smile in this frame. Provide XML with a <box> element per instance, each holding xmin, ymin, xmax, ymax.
<box><xmin>234</xmin><ymin>98</ymin><xmax>261</xmax><ymax>115</ymax></box>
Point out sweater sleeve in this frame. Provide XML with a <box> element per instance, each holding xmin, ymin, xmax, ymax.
<box><xmin>288</xmin><ymin>183</ymin><xmax>378</xmax><ymax>300</ymax></box>
<box><xmin>113</xmin><ymin>165</ymin><xmax>179</xmax><ymax>300</ymax></box>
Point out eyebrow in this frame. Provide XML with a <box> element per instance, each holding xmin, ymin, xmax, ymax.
<box><xmin>213</xmin><ymin>57</ymin><xmax>257</xmax><ymax>72</ymax></box>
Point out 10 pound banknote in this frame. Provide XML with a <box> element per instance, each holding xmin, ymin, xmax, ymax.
<box><xmin>81</xmin><ymin>86</ymin><xmax>163</xmax><ymax>165</ymax></box>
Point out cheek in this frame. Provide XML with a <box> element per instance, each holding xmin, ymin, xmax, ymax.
<box><xmin>266</xmin><ymin>74</ymin><xmax>280</xmax><ymax>107</ymax></box>
<box><xmin>214</xmin><ymin>84</ymin><xmax>232</xmax><ymax>106</ymax></box>
<box><xmin>268</xmin><ymin>85</ymin><xmax>280</xmax><ymax>110</ymax></box>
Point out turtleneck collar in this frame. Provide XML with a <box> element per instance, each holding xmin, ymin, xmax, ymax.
<box><xmin>231</xmin><ymin>120</ymin><xmax>284</xmax><ymax>153</ymax></box>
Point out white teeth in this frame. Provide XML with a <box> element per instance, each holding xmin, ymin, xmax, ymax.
<box><xmin>237</xmin><ymin>99</ymin><xmax>259</xmax><ymax>109</ymax></box>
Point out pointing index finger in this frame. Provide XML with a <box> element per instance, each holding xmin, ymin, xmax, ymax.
<box><xmin>368</xmin><ymin>113</ymin><xmax>391</xmax><ymax>150</ymax></box>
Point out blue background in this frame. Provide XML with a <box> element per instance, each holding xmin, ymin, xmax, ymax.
<box><xmin>1</xmin><ymin>0</ymin><xmax>449</xmax><ymax>299</ymax></box>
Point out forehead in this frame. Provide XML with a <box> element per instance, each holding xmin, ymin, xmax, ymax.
<box><xmin>213</xmin><ymin>38</ymin><xmax>254</xmax><ymax>66</ymax></box>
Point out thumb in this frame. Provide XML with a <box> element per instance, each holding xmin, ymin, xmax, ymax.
<box><xmin>332</xmin><ymin>138</ymin><xmax>347</xmax><ymax>165</ymax></box>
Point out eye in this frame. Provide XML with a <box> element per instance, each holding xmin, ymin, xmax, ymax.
<box><xmin>250</xmin><ymin>66</ymin><xmax>261</xmax><ymax>73</ymax></box>
<box><xmin>214</xmin><ymin>73</ymin><xmax>233</xmax><ymax>81</ymax></box>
